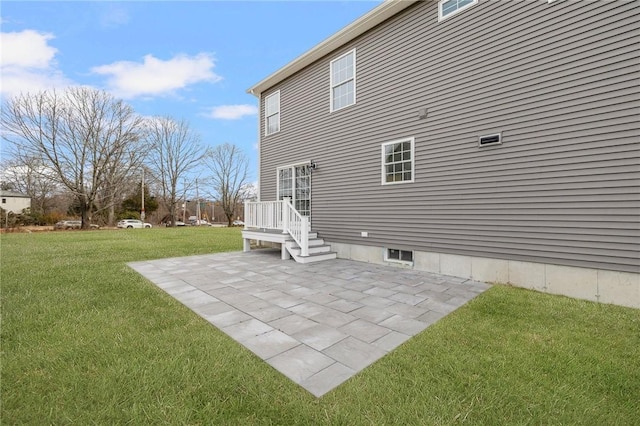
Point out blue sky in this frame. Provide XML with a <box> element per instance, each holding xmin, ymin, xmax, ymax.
<box><xmin>1</xmin><ymin>1</ymin><xmax>380</xmax><ymax>182</ymax></box>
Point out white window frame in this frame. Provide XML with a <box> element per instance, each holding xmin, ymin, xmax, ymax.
<box><xmin>264</xmin><ymin>90</ymin><xmax>280</xmax><ymax>136</ymax></box>
<box><xmin>381</xmin><ymin>137</ymin><xmax>415</xmax><ymax>185</ymax></box>
<box><xmin>438</xmin><ymin>0</ymin><xmax>478</xmax><ymax>22</ymax></box>
<box><xmin>330</xmin><ymin>49</ymin><xmax>356</xmax><ymax>112</ymax></box>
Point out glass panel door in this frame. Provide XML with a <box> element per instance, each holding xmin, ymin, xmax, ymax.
<box><xmin>277</xmin><ymin>164</ymin><xmax>311</xmax><ymax>218</ymax></box>
<box><xmin>294</xmin><ymin>165</ymin><xmax>310</xmax><ymax>217</ymax></box>
<box><xmin>278</xmin><ymin>168</ymin><xmax>292</xmax><ymax>201</ymax></box>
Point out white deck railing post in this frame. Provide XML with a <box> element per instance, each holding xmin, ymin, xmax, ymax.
<box><xmin>301</xmin><ymin>216</ymin><xmax>309</xmax><ymax>257</ymax></box>
<box><xmin>243</xmin><ymin>202</ymin><xmax>248</xmax><ymax>229</ymax></box>
<box><xmin>282</xmin><ymin>197</ymin><xmax>290</xmax><ymax>234</ymax></box>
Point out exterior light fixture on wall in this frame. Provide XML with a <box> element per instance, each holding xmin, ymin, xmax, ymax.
<box><xmin>309</xmin><ymin>160</ymin><xmax>317</xmax><ymax>170</ymax></box>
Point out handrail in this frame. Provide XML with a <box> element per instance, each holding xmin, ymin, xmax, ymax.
<box><xmin>283</xmin><ymin>199</ymin><xmax>309</xmax><ymax>257</ymax></box>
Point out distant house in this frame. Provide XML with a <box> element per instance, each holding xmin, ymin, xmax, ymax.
<box><xmin>243</xmin><ymin>0</ymin><xmax>640</xmax><ymax>308</ymax></box>
<box><xmin>0</xmin><ymin>190</ymin><xmax>31</xmax><ymax>214</ymax></box>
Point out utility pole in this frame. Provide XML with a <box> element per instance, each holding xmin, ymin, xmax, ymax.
<box><xmin>195</xmin><ymin>178</ymin><xmax>200</xmax><ymax>224</ymax></box>
<box><xmin>140</xmin><ymin>168</ymin><xmax>145</xmax><ymax>221</ymax></box>
<box><xmin>182</xmin><ymin>178</ymin><xmax>187</xmax><ymax>223</ymax></box>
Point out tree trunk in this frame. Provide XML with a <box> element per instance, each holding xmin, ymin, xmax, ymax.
<box><xmin>108</xmin><ymin>204</ymin><xmax>115</xmax><ymax>227</ymax></box>
<box><xmin>81</xmin><ymin>202</ymin><xmax>91</xmax><ymax>229</ymax></box>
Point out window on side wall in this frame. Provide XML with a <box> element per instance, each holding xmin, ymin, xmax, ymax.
<box><xmin>330</xmin><ymin>49</ymin><xmax>356</xmax><ymax>112</ymax></box>
<box><xmin>381</xmin><ymin>137</ymin><xmax>415</xmax><ymax>185</ymax></box>
<box><xmin>265</xmin><ymin>91</ymin><xmax>280</xmax><ymax>135</ymax></box>
<box><xmin>438</xmin><ymin>0</ymin><xmax>478</xmax><ymax>21</ymax></box>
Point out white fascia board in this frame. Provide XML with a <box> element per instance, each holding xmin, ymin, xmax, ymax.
<box><xmin>247</xmin><ymin>0</ymin><xmax>418</xmax><ymax>96</ymax></box>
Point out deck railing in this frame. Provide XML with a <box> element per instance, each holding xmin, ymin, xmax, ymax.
<box><xmin>244</xmin><ymin>199</ymin><xmax>309</xmax><ymax>257</ymax></box>
<box><xmin>244</xmin><ymin>200</ymin><xmax>284</xmax><ymax>230</ymax></box>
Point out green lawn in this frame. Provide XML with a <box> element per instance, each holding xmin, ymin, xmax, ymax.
<box><xmin>2</xmin><ymin>228</ymin><xmax>639</xmax><ymax>424</ymax></box>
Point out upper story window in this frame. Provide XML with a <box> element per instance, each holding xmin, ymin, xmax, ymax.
<box><xmin>438</xmin><ymin>0</ymin><xmax>478</xmax><ymax>21</ymax></box>
<box><xmin>330</xmin><ymin>49</ymin><xmax>356</xmax><ymax>112</ymax></box>
<box><xmin>265</xmin><ymin>91</ymin><xmax>280</xmax><ymax>135</ymax></box>
<box><xmin>382</xmin><ymin>137</ymin><xmax>414</xmax><ymax>185</ymax></box>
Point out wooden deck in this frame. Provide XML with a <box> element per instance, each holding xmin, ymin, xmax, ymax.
<box><xmin>242</xmin><ymin>228</ymin><xmax>295</xmax><ymax>260</ymax></box>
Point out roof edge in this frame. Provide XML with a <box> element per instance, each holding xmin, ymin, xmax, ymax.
<box><xmin>247</xmin><ymin>0</ymin><xmax>418</xmax><ymax>96</ymax></box>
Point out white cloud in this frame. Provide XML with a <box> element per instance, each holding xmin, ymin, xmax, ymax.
<box><xmin>1</xmin><ymin>69</ymin><xmax>71</xmax><ymax>98</ymax></box>
<box><xmin>206</xmin><ymin>104</ymin><xmax>258</xmax><ymax>120</ymax></box>
<box><xmin>91</xmin><ymin>53</ymin><xmax>222</xmax><ymax>99</ymax></box>
<box><xmin>0</xmin><ymin>30</ymin><xmax>72</xmax><ymax>97</ymax></box>
<box><xmin>1</xmin><ymin>29</ymin><xmax>57</xmax><ymax>68</ymax></box>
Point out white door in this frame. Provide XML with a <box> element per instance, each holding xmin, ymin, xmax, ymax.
<box><xmin>278</xmin><ymin>164</ymin><xmax>311</xmax><ymax>218</ymax></box>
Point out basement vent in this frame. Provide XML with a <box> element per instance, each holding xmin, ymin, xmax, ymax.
<box><xmin>386</xmin><ymin>248</ymin><xmax>414</xmax><ymax>264</ymax></box>
<box><xmin>478</xmin><ymin>133</ymin><xmax>502</xmax><ymax>147</ymax></box>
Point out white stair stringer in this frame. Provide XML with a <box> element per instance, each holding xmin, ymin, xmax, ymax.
<box><xmin>285</xmin><ymin>234</ymin><xmax>337</xmax><ymax>263</ymax></box>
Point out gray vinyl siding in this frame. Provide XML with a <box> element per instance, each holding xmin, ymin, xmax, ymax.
<box><xmin>258</xmin><ymin>0</ymin><xmax>640</xmax><ymax>273</ymax></box>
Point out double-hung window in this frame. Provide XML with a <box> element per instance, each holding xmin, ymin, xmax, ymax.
<box><xmin>265</xmin><ymin>91</ymin><xmax>280</xmax><ymax>135</ymax></box>
<box><xmin>438</xmin><ymin>0</ymin><xmax>477</xmax><ymax>21</ymax></box>
<box><xmin>382</xmin><ymin>137</ymin><xmax>414</xmax><ymax>185</ymax></box>
<box><xmin>330</xmin><ymin>49</ymin><xmax>356</xmax><ymax>112</ymax></box>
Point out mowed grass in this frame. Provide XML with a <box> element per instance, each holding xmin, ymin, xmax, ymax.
<box><xmin>2</xmin><ymin>228</ymin><xmax>639</xmax><ymax>424</ymax></box>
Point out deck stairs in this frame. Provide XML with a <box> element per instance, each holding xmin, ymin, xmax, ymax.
<box><xmin>284</xmin><ymin>231</ymin><xmax>336</xmax><ymax>263</ymax></box>
<box><xmin>241</xmin><ymin>228</ymin><xmax>337</xmax><ymax>264</ymax></box>
<box><xmin>242</xmin><ymin>199</ymin><xmax>336</xmax><ymax>264</ymax></box>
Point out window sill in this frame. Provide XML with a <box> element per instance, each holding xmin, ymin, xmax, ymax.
<box><xmin>330</xmin><ymin>102</ymin><xmax>356</xmax><ymax>114</ymax></box>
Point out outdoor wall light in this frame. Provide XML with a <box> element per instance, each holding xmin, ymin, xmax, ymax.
<box><xmin>309</xmin><ymin>161</ymin><xmax>317</xmax><ymax>170</ymax></box>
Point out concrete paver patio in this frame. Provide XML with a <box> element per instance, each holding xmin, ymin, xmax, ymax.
<box><xmin>128</xmin><ymin>250</ymin><xmax>491</xmax><ymax>397</ymax></box>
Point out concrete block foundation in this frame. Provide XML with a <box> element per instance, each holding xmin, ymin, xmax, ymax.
<box><xmin>328</xmin><ymin>241</ymin><xmax>640</xmax><ymax>309</ymax></box>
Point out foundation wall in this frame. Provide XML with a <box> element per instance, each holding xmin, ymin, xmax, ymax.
<box><xmin>329</xmin><ymin>242</ymin><xmax>640</xmax><ymax>309</ymax></box>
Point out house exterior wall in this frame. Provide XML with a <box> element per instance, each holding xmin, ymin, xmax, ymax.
<box><xmin>0</xmin><ymin>192</ymin><xmax>31</xmax><ymax>213</ymax></box>
<box><xmin>257</xmin><ymin>1</ymin><xmax>640</xmax><ymax>276</ymax></box>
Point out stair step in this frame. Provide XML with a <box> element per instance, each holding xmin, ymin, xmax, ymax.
<box><xmin>288</xmin><ymin>244</ymin><xmax>332</xmax><ymax>256</ymax></box>
<box><xmin>284</xmin><ymin>230</ymin><xmax>336</xmax><ymax>264</ymax></box>
<box><xmin>286</xmin><ymin>238</ymin><xmax>325</xmax><ymax>249</ymax></box>
<box><xmin>293</xmin><ymin>251</ymin><xmax>337</xmax><ymax>264</ymax></box>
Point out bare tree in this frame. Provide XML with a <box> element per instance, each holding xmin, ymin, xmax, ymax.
<box><xmin>94</xmin><ymin>156</ymin><xmax>148</xmax><ymax>226</ymax></box>
<box><xmin>204</xmin><ymin>143</ymin><xmax>249</xmax><ymax>227</ymax></box>
<box><xmin>145</xmin><ymin>117</ymin><xmax>203</xmax><ymax>226</ymax></box>
<box><xmin>1</xmin><ymin>88</ymin><xmax>146</xmax><ymax>228</ymax></box>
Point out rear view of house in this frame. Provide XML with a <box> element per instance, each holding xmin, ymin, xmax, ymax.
<box><xmin>244</xmin><ymin>0</ymin><xmax>640</xmax><ymax>308</ymax></box>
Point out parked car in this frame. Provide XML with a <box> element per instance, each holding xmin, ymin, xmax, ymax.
<box><xmin>54</xmin><ymin>220</ymin><xmax>82</xmax><ymax>230</ymax></box>
<box><xmin>232</xmin><ymin>220</ymin><xmax>245</xmax><ymax>227</ymax></box>
<box><xmin>164</xmin><ymin>220</ymin><xmax>186</xmax><ymax>227</ymax></box>
<box><xmin>117</xmin><ymin>219</ymin><xmax>152</xmax><ymax>229</ymax></box>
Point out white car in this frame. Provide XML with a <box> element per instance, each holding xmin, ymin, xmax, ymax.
<box><xmin>117</xmin><ymin>219</ymin><xmax>152</xmax><ymax>229</ymax></box>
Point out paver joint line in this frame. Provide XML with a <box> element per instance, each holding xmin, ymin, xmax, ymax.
<box><xmin>129</xmin><ymin>250</ymin><xmax>490</xmax><ymax>397</ymax></box>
